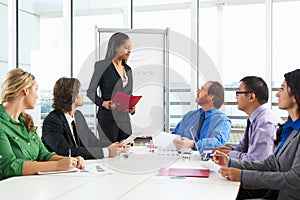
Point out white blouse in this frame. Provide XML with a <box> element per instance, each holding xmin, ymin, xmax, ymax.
<box><xmin>113</xmin><ymin>63</ymin><xmax>128</xmax><ymax>87</ymax></box>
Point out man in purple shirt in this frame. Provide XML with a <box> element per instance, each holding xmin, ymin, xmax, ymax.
<box><xmin>214</xmin><ymin>76</ymin><xmax>283</xmax><ymax>161</ymax></box>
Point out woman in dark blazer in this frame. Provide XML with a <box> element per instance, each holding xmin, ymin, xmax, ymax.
<box><xmin>213</xmin><ymin>69</ymin><xmax>300</xmax><ymax>200</ymax></box>
<box><xmin>87</xmin><ymin>32</ymin><xmax>135</xmax><ymax>143</ymax></box>
<box><xmin>42</xmin><ymin>78</ymin><xmax>120</xmax><ymax>159</ymax></box>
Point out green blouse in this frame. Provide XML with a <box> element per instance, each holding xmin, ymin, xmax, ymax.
<box><xmin>0</xmin><ymin>105</ymin><xmax>55</xmax><ymax>180</ymax></box>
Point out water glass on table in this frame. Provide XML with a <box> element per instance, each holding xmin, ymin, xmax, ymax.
<box><xmin>118</xmin><ymin>146</ymin><xmax>130</xmax><ymax>159</ymax></box>
<box><xmin>146</xmin><ymin>140</ymin><xmax>156</xmax><ymax>153</ymax></box>
<box><xmin>180</xmin><ymin>148</ymin><xmax>192</xmax><ymax>161</ymax></box>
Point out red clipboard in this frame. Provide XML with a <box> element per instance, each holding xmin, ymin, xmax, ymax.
<box><xmin>157</xmin><ymin>168</ymin><xmax>210</xmax><ymax>178</ymax></box>
<box><xmin>112</xmin><ymin>92</ymin><xmax>142</xmax><ymax>111</ymax></box>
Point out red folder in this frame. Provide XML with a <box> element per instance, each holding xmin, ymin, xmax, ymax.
<box><xmin>157</xmin><ymin>168</ymin><xmax>210</xmax><ymax>178</ymax></box>
<box><xmin>112</xmin><ymin>92</ymin><xmax>142</xmax><ymax>111</ymax></box>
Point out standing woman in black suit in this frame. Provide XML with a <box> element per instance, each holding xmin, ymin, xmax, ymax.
<box><xmin>87</xmin><ymin>32</ymin><xmax>135</xmax><ymax>143</ymax></box>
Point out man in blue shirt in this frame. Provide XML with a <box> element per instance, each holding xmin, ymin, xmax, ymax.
<box><xmin>172</xmin><ymin>81</ymin><xmax>231</xmax><ymax>153</ymax></box>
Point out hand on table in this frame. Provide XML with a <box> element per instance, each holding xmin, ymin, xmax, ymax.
<box><xmin>219</xmin><ymin>167</ymin><xmax>241</xmax><ymax>182</ymax></box>
<box><xmin>173</xmin><ymin>137</ymin><xmax>195</xmax><ymax>149</ymax></box>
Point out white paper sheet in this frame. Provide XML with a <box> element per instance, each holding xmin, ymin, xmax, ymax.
<box><xmin>152</xmin><ymin>132</ymin><xmax>180</xmax><ymax>150</ymax></box>
<box><xmin>199</xmin><ymin>160</ymin><xmax>220</xmax><ymax>172</ymax></box>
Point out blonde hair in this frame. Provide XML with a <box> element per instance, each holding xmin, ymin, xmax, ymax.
<box><xmin>1</xmin><ymin>68</ymin><xmax>36</xmax><ymax>132</ymax></box>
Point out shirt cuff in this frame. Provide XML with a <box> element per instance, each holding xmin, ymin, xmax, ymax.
<box><xmin>228</xmin><ymin>157</ymin><xmax>231</xmax><ymax>167</ymax></box>
<box><xmin>240</xmin><ymin>170</ymin><xmax>244</xmax><ymax>183</ymax></box>
<box><xmin>102</xmin><ymin>147</ymin><xmax>109</xmax><ymax>158</ymax></box>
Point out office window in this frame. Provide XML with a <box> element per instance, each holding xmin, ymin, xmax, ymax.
<box><xmin>272</xmin><ymin>0</ymin><xmax>300</xmax><ymax>117</ymax></box>
<box><xmin>0</xmin><ymin>0</ymin><xmax>8</xmax><ymax>80</ymax></box>
<box><xmin>199</xmin><ymin>6</ymin><xmax>218</xmax><ymax>69</ymax></box>
<box><xmin>222</xmin><ymin>3</ymin><xmax>266</xmax><ymax>129</ymax></box>
<box><xmin>73</xmin><ymin>0</ymin><xmax>126</xmax><ymax>77</ymax></box>
<box><xmin>133</xmin><ymin>1</ymin><xmax>195</xmax><ymax>131</ymax></box>
<box><xmin>73</xmin><ymin>0</ymin><xmax>128</xmax><ymax>132</ymax></box>
<box><xmin>222</xmin><ymin>3</ymin><xmax>266</xmax><ymax>84</ymax></box>
<box><xmin>18</xmin><ymin>0</ymin><xmax>68</xmax><ymax>132</ymax></box>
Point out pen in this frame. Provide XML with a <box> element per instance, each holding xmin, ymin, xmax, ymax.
<box><xmin>210</xmin><ymin>153</ymin><xmax>221</xmax><ymax>157</ymax></box>
<box><xmin>68</xmin><ymin>148</ymin><xmax>77</xmax><ymax>166</ymax></box>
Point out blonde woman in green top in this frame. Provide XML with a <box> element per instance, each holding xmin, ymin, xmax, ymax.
<box><xmin>0</xmin><ymin>68</ymin><xmax>85</xmax><ymax>180</ymax></box>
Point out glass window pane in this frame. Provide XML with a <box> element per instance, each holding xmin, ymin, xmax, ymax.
<box><xmin>272</xmin><ymin>0</ymin><xmax>300</xmax><ymax>118</ymax></box>
<box><xmin>0</xmin><ymin>0</ymin><xmax>8</xmax><ymax>79</ymax></box>
<box><xmin>73</xmin><ymin>0</ymin><xmax>127</xmax><ymax>132</ymax></box>
<box><xmin>73</xmin><ymin>0</ymin><xmax>125</xmax><ymax>77</ymax></box>
<box><xmin>18</xmin><ymin>0</ymin><xmax>68</xmax><ymax>133</ymax></box>
<box><xmin>222</xmin><ymin>3</ymin><xmax>266</xmax><ymax>131</ymax></box>
<box><xmin>199</xmin><ymin>7</ymin><xmax>218</xmax><ymax>67</ymax></box>
<box><xmin>273</xmin><ymin>1</ymin><xmax>300</xmax><ymax>84</ymax></box>
<box><xmin>133</xmin><ymin>1</ymin><xmax>195</xmax><ymax>131</ymax></box>
<box><xmin>223</xmin><ymin>3</ymin><xmax>266</xmax><ymax>84</ymax></box>
<box><xmin>199</xmin><ymin>2</ymin><xmax>265</xmax><ymax>143</ymax></box>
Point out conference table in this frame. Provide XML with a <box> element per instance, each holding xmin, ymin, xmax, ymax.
<box><xmin>0</xmin><ymin>147</ymin><xmax>240</xmax><ymax>200</ymax></box>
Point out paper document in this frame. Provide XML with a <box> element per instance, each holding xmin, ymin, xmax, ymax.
<box><xmin>81</xmin><ymin>163</ymin><xmax>113</xmax><ymax>174</ymax></box>
<box><xmin>37</xmin><ymin>168</ymin><xmax>80</xmax><ymax>175</ymax></box>
<box><xmin>121</xmin><ymin>134</ymin><xmax>137</xmax><ymax>144</ymax></box>
<box><xmin>157</xmin><ymin>168</ymin><xmax>210</xmax><ymax>178</ymax></box>
<box><xmin>152</xmin><ymin>132</ymin><xmax>180</xmax><ymax>150</ymax></box>
<box><xmin>112</xmin><ymin>92</ymin><xmax>142</xmax><ymax>111</ymax></box>
<box><xmin>200</xmin><ymin>160</ymin><xmax>220</xmax><ymax>172</ymax></box>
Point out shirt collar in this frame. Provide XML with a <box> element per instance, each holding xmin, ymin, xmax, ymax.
<box><xmin>0</xmin><ymin>105</ymin><xmax>10</xmax><ymax>121</ymax></box>
<box><xmin>284</xmin><ymin>117</ymin><xmax>300</xmax><ymax>131</ymax></box>
<box><xmin>64</xmin><ymin>112</ymin><xmax>75</xmax><ymax>125</ymax></box>
<box><xmin>0</xmin><ymin>104</ymin><xmax>25</xmax><ymax>124</ymax></box>
<box><xmin>249</xmin><ymin>104</ymin><xmax>267</xmax><ymax>123</ymax></box>
<box><xmin>199</xmin><ymin>108</ymin><xmax>217</xmax><ymax>118</ymax></box>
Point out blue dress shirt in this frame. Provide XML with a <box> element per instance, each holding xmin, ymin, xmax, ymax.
<box><xmin>277</xmin><ymin>118</ymin><xmax>300</xmax><ymax>153</ymax></box>
<box><xmin>172</xmin><ymin>108</ymin><xmax>231</xmax><ymax>152</ymax></box>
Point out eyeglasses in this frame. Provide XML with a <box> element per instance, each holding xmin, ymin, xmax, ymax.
<box><xmin>236</xmin><ymin>91</ymin><xmax>252</xmax><ymax>96</ymax></box>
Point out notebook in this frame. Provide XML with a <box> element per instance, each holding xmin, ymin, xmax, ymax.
<box><xmin>157</xmin><ymin>168</ymin><xmax>209</xmax><ymax>178</ymax></box>
<box><xmin>112</xmin><ymin>92</ymin><xmax>142</xmax><ymax>111</ymax></box>
<box><xmin>37</xmin><ymin>168</ymin><xmax>80</xmax><ymax>175</ymax></box>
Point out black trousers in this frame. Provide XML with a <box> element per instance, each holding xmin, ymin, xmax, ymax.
<box><xmin>98</xmin><ymin>119</ymin><xmax>132</xmax><ymax>143</ymax></box>
<box><xmin>236</xmin><ymin>188</ymin><xmax>269</xmax><ymax>200</ymax></box>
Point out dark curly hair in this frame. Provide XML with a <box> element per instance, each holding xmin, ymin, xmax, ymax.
<box><xmin>52</xmin><ymin>77</ymin><xmax>81</xmax><ymax>112</ymax></box>
<box><xmin>274</xmin><ymin>69</ymin><xmax>300</xmax><ymax>146</ymax></box>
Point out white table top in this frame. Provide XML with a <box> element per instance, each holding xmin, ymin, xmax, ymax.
<box><xmin>0</xmin><ymin>147</ymin><xmax>240</xmax><ymax>200</ymax></box>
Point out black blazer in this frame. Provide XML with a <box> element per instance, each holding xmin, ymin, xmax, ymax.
<box><xmin>87</xmin><ymin>59</ymin><xmax>133</xmax><ymax>121</ymax></box>
<box><xmin>42</xmin><ymin>110</ymin><xmax>111</xmax><ymax>159</ymax></box>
